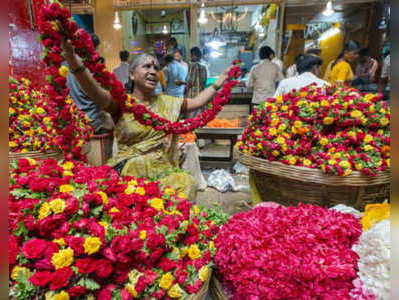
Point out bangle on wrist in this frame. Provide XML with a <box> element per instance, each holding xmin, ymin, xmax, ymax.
<box><xmin>71</xmin><ymin>65</ymin><xmax>86</xmax><ymax>74</ymax></box>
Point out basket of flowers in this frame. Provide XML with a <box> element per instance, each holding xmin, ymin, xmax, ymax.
<box><xmin>235</xmin><ymin>85</ymin><xmax>390</xmax><ymax>210</ymax></box>
<box><xmin>9</xmin><ymin>76</ymin><xmax>92</xmax><ymax>162</ymax></box>
<box><xmin>9</xmin><ymin>158</ymin><xmax>219</xmax><ymax>300</ymax></box>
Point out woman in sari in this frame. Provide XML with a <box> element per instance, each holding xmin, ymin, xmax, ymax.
<box><xmin>60</xmin><ymin>33</ymin><xmax>231</xmax><ymax>200</ymax></box>
<box><xmin>324</xmin><ymin>40</ymin><xmax>361</xmax><ymax>86</ymax></box>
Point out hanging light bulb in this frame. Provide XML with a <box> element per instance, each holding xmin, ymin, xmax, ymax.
<box><xmin>162</xmin><ymin>25</ymin><xmax>169</xmax><ymax>34</ymax></box>
<box><xmin>198</xmin><ymin>2</ymin><xmax>208</xmax><ymax>25</ymax></box>
<box><xmin>323</xmin><ymin>1</ymin><xmax>334</xmax><ymax>17</ymax></box>
<box><xmin>113</xmin><ymin>11</ymin><xmax>122</xmax><ymax>30</ymax></box>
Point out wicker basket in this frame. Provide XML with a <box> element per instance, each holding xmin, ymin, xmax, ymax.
<box><xmin>209</xmin><ymin>275</ymin><xmax>228</xmax><ymax>300</ymax></box>
<box><xmin>186</xmin><ymin>270</ymin><xmax>212</xmax><ymax>300</ymax></box>
<box><xmin>235</xmin><ymin>149</ymin><xmax>390</xmax><ymax>210</ymax></box>
<box><xmin>9</xmin><ymin>150</ymin><xmax>63</xmax><ymax>163</ymax></box>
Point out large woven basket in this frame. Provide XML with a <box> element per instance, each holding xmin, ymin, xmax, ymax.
<box><xmin>235</xmin><ymin>149</ymin><xmax>390</xmax><ymax>210</ymax></box>
<box><xmin>9</xmin><ymin>150</ymin><xmax>63</xmax><ymax>163</ymax></box>
<box><xmin>186</xmin><ymin>270</ymin><xmax>212</xmax><ymax>300</ymax></box>
<box><xmin>209</xmin><ymin>275</ymin><xmax>228</xmax><ymax>300</ymax></box>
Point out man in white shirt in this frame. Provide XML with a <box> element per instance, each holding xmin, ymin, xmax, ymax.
<box><xmin>274</xmin><ymin>54</ymin><xmax>329</xmax><ymax>97</ymax></box>
<box><xmin>286</xmin><ymin>48</ymin><xmax>322</xmax><ymax>78</ymax></box>
<box><xmin>247</xmin><ymin>46</ymin><xmax>284</xmax><ymax>105</ymax></box>
<box><xmin>113</xmin><ymin>50</ymin><xmax>130</xmax><ymax>87</ymax></box>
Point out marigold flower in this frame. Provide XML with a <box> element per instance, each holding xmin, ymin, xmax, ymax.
<box><xmin>380</xmin><ymin>117</ymin><xmax>389</xmax><ymax>126</ymax></box>
<box><xmin>59</xmin><ymin>184</ymin><xmax>74</xmax><ymax>194</ymax></box>
<box><xmin>150</xmin><ymin>197</ymin><xmax>164</xmax><ymax>210</ymax></box>
<box><xmin>188</xmin><ymin>244</ymin><xmax>201</xmax><ymax>259</ymax></box>
<box><xmin>54</xmin><ymin>291</ymin><xmax>70</xmax><ymax>300</ymax></box>
<box><xmin>168</xmin><ymin>283</ymin><xmax>184</xmax><ymax>298</ymax></box>
<box><xmin>58</xmin><ymin>66</ymin><xmax>69</xmax><ymax>78</ymax></box>
<box><xmin>159</xmin><ymin>272</ymin><xmax>174</xmax><ymax>290</ymax></box>
<box><xmin>199</xmin><ymin>265</ymin><xmax>209</xmax><ymax>282</ymax></box>
<box><xmin>135</xmin><ymin>186</ymin><xmax>146</xmax><ymax>195</ymax></box>
<box><xmin>139</xmin><ymin>230</ymin><xmax>147</xmax><ymax>240</ymax></box>
<box><xmin>38</xmin><ymin>202</ymin><xmax>51</xmax><ymax>219</ymax></box>
<box><xmin>49</xmin><ymin>198</ymin><xmax>66</xmax><ymax>214</ymax></box>
<box><xmin>339</xmin><ymin>160</ymin><xmax>351</xmax><ymax>169</ymax></box>
<box><xmin>97</xmin><ymin>191</ymin><xmax>108</xmax><ymax>204</ymax></box>
<box><xmin>350</xmin><ymin>110</ymin><xmax>363</xmax><ymax>118</ymax></box>
<box><xmin>51</xmin><ymin>248</ymin><xmax>74</xmax><ymax>269</ymax></box>
<box><xmin>323</xmin><ymin>117</ymin><xmax>334</xmax><ymax>125</ymax></box>
<box><xmin>83</xmin><ymin>237</ymin><xmax>102</xmax><ymax>255</ymax></box>
<box><xmin>11</xmin><ymin>266</ymin><xmax>31</xmax><ymax>280</ymax></box>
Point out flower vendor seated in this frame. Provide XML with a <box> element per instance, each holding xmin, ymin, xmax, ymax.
<box><xmin>274</xmin><ymin>54</ymin><xmax>330</xmax><ymax>97</ymax></box>
<box><xmin>324</xmin><ymin>40</ymin><xmax>361</xmax><ymax>86</ymax></box>
<box><xmin>60</xmin><ymin>32</ymin><xmax>231</xmax><ymax>200</ymax></box>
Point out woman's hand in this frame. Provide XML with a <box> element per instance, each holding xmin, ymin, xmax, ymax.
<box><xmin>213</xmin><ymin>65</ymin><xmax>233</xmax><ymax>89</ymax></box>
<box><xmin>56</xmin><ymin>20</ymin><xmax>74</xmax><ymax>59</ymax></box>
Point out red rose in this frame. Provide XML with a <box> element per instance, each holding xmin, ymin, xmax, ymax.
<box><xmin>9</xmin><ymin>235</ymin><xmax>19</xmax><ymax>266</ymax></box>
<box><xmin>34</xmin><ymin>257</ymin><xmax>53</xmax><ymax>270</ymax></box>
<box><xmin>65</xmin><ymin>236</ymin><xmax>85</xmax><ymax>254</ymax></box>
<box><xmin>29</xmin><ymin>271</ymin><xmax>53</xmax><ymax>287</ymax></box>
<box><xmin>22</xmin><ymin>239</ymin><xmax>48</xmax><ymax>259</ymax></box>
<box><xmin>65</xmin><ymin>197</ymin><xmax>79</xmax><ymax>214</ymax></box>
<box><xmin>67</xmin><ymin>286</ymin><xmax>87</xmax><ymax>297</ymax></box>
<box><xmin>76</xmin><ymin>258</ymin><xmax>95</xmax><ymax>274</ymax></box>
<box><xmin>50</xmin><ymin>267</ymin><xmax>73</xmax><ymax>290</ymax></box>
<box><xmin>98</xmin><ymin>288</ymin><xmax>112</xmax><ymax>300</ymax></box>
<box><xmin>94</xmin><ymin>259</ymin><xmax>113</xmax><ymax>278</ymax></box>
<box><xmin>157</xmin><ymin>257</ymin><xmax>176</xmax><ymax>272</ymax></box>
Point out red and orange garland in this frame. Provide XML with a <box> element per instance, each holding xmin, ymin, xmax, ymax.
<box><xmin>38</xmin><ymin>1</ymin><xmax>242</xmax><ymax>135</ymax></box>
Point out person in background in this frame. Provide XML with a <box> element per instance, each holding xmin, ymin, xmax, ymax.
<box><xmin>200</xmin><ymin>47</ymin><xmax>211</xmax><ymax>77</ymax></box>
<box><xmin>286</xmin><ymin>48</ymin><xmax>322</xmax><ymax>78</ymax></box>
<box><xmin>113</xmin><ymin>50</ymin><xmax>131</xmax><ymax>87</ymax></box>
<box><xmin>184</xmin><ymin>47</ymin><xmax>208</xmax><ymax>118</ymax></box>
<box><xmin>163</xmin><ymin>54</ymin><xmax>186</xmax><ymax>98</ymax></box>
<box><xmin>167</xmin><ymin>37</ymin><xmax>186</xmax><ymax>59</ymax></box>
<box><xmin>173</xmin><ymin>49</ymin><xmax>188</xmax><ymax>77</ymax></box>
<box><xmin>274</xmin><ymin>54</ymin><xmax>329</xmax><ymax>97</ymax></box>
<box><xmin>270</xmin><ymin>48</ymin><xmax>284</xmax><ymax>73</ymax></box>
<box><xmin>353</xmin><ymin>48</ymin><xmax>378</xmax><ymax>91</ymax></box>
<box><xmin>378</xmin><ymin>49</ymin><xmax>390</xmax><ymax>97</ymax></box>
<box><xmin>66</xmin><ymin>33</ymin><xmax>113</xmax><ymax>134</ymax></box>
<box><xmin>324</xmin><ymin>40</ymin><xmax>361</xmax><ymax>85</ymax></box>
<box><xmin>247</xmin><ymin>46</ymin><xmax>284</xmax><ymax>107</ymax></box>
<box><xmin>154</xmin><ymin>53</ymin><xmax>166</xmax><ymax>95</ymax></box>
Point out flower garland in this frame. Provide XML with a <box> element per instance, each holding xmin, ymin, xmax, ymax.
<box><xmin>38</xmin><ymin>1</ymin><xmax>242</xmax><ymax>135</ymax></box>
<box><xmin>9</xmin><ymin>158</ymin><xmax>223</xmax><ymax>299</ymax></box>
<box><xmin>9</xmin><ymin>76</ymin><xmax>92</xmax><ymax>155</ymax></box>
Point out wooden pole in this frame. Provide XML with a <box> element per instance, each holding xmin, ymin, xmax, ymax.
<box><xmin>276</xmin><ymin>0</ymin><xmax>286</xmax><ymax>59</ymax></box>
<box><xmin>189</xmin><ymin>5</ymin><xmax>198</xmax><ymax>48</ymax></box>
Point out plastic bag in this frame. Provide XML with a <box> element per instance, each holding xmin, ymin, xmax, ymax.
<box><xmin>207</xmin><ymin>169</ymin><xmax>236</xmax><ymax>193</ymax></box>
<box><xmin>330</xmin><ymin>204</ymin><xmax>362</xmax><ymax>218</ymax></box>
<box><xmin>233</xmin><ymin>162</ymin><xmax>249</xmax><ymax>174</ymax></box>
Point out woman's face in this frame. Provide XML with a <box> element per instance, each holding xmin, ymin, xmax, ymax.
<box><xmin>344</xmin><ymin>50</ymin><xmax>359</xmax><ymax>62</ymax></box>
<box><xmin>132</xmin><ymin>56</ymin><xmax>160</xmax><ymax>91</ymax></box>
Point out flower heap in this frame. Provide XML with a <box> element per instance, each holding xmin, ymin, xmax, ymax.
<box><xmin>236</xmin><ymin>84</ymin><xmax>390</xmax><ymax>176</ymax></box>
<box><xmin>9</xmin><ymin>158</ymin><xmax>220</xmax><ymax>299</ymax></box>
<box><xmin>214</xmin><ymin>204</ymin><xmax>362</xmax><ymax>299</ymax></box>
<box><xmin>38</xmin><ymin>2</ymin><xmax>242</xmax><ymax>135</ymax></box>
<box><xmin>9</xmin><ymin>76</ymin><xmax>92</xmax><ymax>156</ymax></box>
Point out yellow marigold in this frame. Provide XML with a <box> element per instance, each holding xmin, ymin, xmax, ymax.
<box><xmin>199</xmin><ymin>265</ymin><xmax>209</xmax><ymax>282</ymax></box>
<box><xmin>350</xmin><ymin>110</ymin><xmax>363</xmax><ymax>118</ymax></box>
<box><xmin>355</xmin><ymin>163</ymin><xmax>363</xmax><ymax>171</ymax></box>
<box><xmin>50</xmin><ymin>21</ymin><xmax>59</xmax><ymax>31</ymax></box>
<box><xmin>209</xmin><ymin>241</ymin><xmax>215</xmax><ymax>251</ymax></box>
<box><xmin>180</xmin><ymin>247</ymin><xmax>188</xmax><ymax>258</ymax></box>
<box><xmin>380</xmin><ymin>117</ymin><xmax>389</xmax><ymax>126</ymax></box>
<box><xmin>270</xmin><ymin>118</ymin><xmax>279</xmax><ymax>127</ymax></box>
<box><xmin>54</xmin><ymin>291</ymin><xmax>70</xmax><ymax>300</ymax></box>
<box><xmin>347</xmin><ymin>131</ymin><xmax>356</xmax><ymax>138</ymax></box>
<box><xmin>11</xmin><ymin>266</ymin><xmax>31</xmax><ymax>280</ymax></box>
<box><xmin>37</xmin><ymin>107</ymin><xmax>46</xmax><ymax>114</ymax></box>
<box><xmin>99</xmin><ymin>221</ymin><xmax>108</xmax><ymax>230</ymax></box>
<box><xmin>150</xmin><ymin>197</ymin><xmax>164</xmax><ymax>210</ymax></box>
<box><xmin>51</xmin><ymin>248</ymin><xmax>74</xmax><ymax>269</ymax></box>
<box><xmin>303</xmin><ymin>159</ymin><xmax>312</xmax><ymax>166</ymax></box>
<box><xmin>319</xmin><ymin>138</ymin><xmax>328</xmax><ymax>146</ymax></box>
<box><xmin>364</xmin><ymin>134</ymin><xmax>373</xmax><ymax>143</ymax></box>
<box><xmin>343</xmin><ymin>169</ymin><xmax>352</xmax><ymax>176</ymax></box>
<box><xmin>97</xmin><ymin>191</ymin><xmax>109</xmax><ymax>204</ymax></box>
<box><xmin>276</xmin><ymin>136</ymin><xmax>285</xmax><ymax>145</ymax></box>
<box><xmin>193</xmin><ymin>205</ymin><xmax>200</xmax><ymax>215</ymax></box>
<box><xmin>323</xmin><ymin>117</ymin><xmax>334</xmax><ymax>125</ymax></box>
<box><xmin>59</xmin><ymin>184</ymin><xmax>74</xmax><ymax>194</ymax></box>
<box><xmin>110</xmin><ymin>207</ymin><xmax>120</xmax><ymax>213</ymax></box>
<box><xmin>339</xmin><ymin>160</ymin><xmax>351</xmax><ymax>169</ymax></box>
<box><xmin>364</xmin><ymin>145</ymin><xmax>374</xmax><ymax>152</ymax></box>
<box><xmin>320</xmin><ymin>100</ymin><xmax>330</xmax><ymax>107</ymax></box>
<box><xmin>361</xmin><ymin>202</ymin><xmax>390</xmax><ymax>231</ymax></box>
<box><xmin>369</xmin><ymin>105</ymin><xmax>375</xmax><ymax>112</ymax></box>
<box><xmin>293</xmin><ymin>120</ymin><xmax>302</xmax><ymax>128</ymax></box>
<box><xmin>9</xmin><ymin>107</ymin><xmax>15</xmax><ymax>114</ymax></box>
<box><xmin>49</xmin><ymin>198</ymin><xmax>66</xmax><ymax>214</ymax></box>
<box><xmin>53</xmin><ymin>238</ymin><xmax>66</xmax><ymax>247</ymax></box>
<box><xmin>159</xmin><ymin>272</ymin><xmax>174</xmax><ymax>290</ymax></box>
<box><xmin>139</xmin><ymin>230</ymin><xmax>146</xmax><ymax>240</ymax></box>
<box><xmin>271</xmin><ymin>150</ymin><xmax>280</xmax><ymax>157</ymax></box>
<box><xmin>178</xmin><ymin>192</ymin><xmax>186</xmax><ymax>199</ymax></box>
<box><xmin>328</xmin><ymin>159</ymin><xmax>337</xmax><ymax>165</ymax></box>
<box><xmin>58</xmin><ymin>66</ymin><xmax>69</xmax><ymax>78</ymax></box>
<box><xmin>168</xmin><ymin>283</ymin><xmax>184</xmax><ymax>298</ymax></box>
<box><xmin>281</xmin><ymin>105</ymin><xmax>288</xmax><ymax>111</ymax></box>
<box><xmin>386</xmin><ymin>159</ymin><xmax>390</xmax><ymax>167</ymax></box>
<box><xmin>62</xmin><ymin>170</ymin><xmax>74</xmax><ymax>177</ymax></box>
<box><xmin>332</xmin><ymin>153</ymin><xmax>341</xmax><ymax>159</ymax></box>
<box><xmin>278</xmin><ymin>123</ymin><xmax>287</xmax><ymax>131</ymax></box>
<box><xmin>62</xmin><ymin>161</ymin><xmax>74</xmax><ymax>170</ymax></box>
<box><xmin>43</xmin><ymin>117</ymin><xmax>51</xmax><ymax>123</ymax></box>
<box><xmin>9</xmin><ymin>141</ymin><xmax>17</xmax><ymax>147</ymax></box>
<box><xmin>135</xmin><ymin>187</ymin><xmax>146</xmax><ymax>196</ymax></box>
<box><xmin>125</xmin><ymin>185</ymin><xmax>136</xmax><ymax>195</ymax></box>
<box><xmin>84</xmin><ymin>237</ymin><xmax>102</xmax><ymax>255</ymax></box>
<box><xmin>125</xmin><ymin>284</ymin><xmax>138</xmax><ymax>297</ymax></box>
<box><xmin>188</xmin><ymin>244</ymin><xmax>201</xmax><ymax>260</ymax></box>
<box><xmin>275</xmin><ymin>95</ymin><xmax>283</xmax><ymax>103</ymax></box>
<box><xmin>269</xmin><ymin>128</ymin><xmax>277</xmax><ymax>136</ymax></box>
<box><xmin>38</xmin><ymin>202</ymin><xmax>51</xmax><ymax>219</ymax></box>
<box><xmin>321</xmin><ymin>165</ymin><xmax>326</xmax><ymax>172</ymax></box>
<box><xmin>288</xmin><ymin>156</ymin><xmax>297</xmax><ymax>165</ymax></box>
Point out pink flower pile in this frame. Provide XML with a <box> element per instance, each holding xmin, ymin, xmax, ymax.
<box><xmin>214</xmin><ymin>204</ymin><xmax>362</xmax><ymax>299</ymax></box>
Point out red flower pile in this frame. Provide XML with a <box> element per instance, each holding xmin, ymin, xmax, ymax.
<box><xmin>214</xmin><ymin>204</ymin><xmax>362</xmax><ymax>299</ymax></box>
<box><xmin>9</xmin><ymin>76</ymin><xmax>92</xmax><ymax>156</ymax></box>
<box><xmin>9</xmin><ymin>158</ymin><xmax>219</xmax><ymax>299</ymax></box>
<box><xmin>236</xmin><ymin>85</ymin><xmax>390</xmax><ymax>176</ymax></box>
<box><xmin>38</xmin><ymin>1</ymin><xmax>242</xmax><ymax>135</ymax></box>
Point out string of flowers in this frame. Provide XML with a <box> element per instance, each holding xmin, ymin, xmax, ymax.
<box><xmin>38</xmin><ymin>1</ymin><xmax>242</xmax><ymax>135</ymax></box>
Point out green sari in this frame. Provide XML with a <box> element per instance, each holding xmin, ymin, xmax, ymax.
<box><xmin>107</xmin><ymin>94</ymin><xmax>197</xmax><ymax>199</ymax></box>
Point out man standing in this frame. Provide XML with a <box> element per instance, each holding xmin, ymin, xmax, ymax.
<box><xmin>113</xmin><ymin>50</ymin><xmax>131</xmax><ymax>87</ymax></box>
<box><xmin>167</xmin><ymin>37</ymin><xmax>186</xmax><ymax>59</ymax></box>
<box><xmin>247</xmin><ymin>46</ymin><xmax>284</xmax><ymax>108</ymax></box>
<box><xmin>184</xmin><ymin>47</ymin><xmax>208</xmax><ymax>118</ymax></box>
